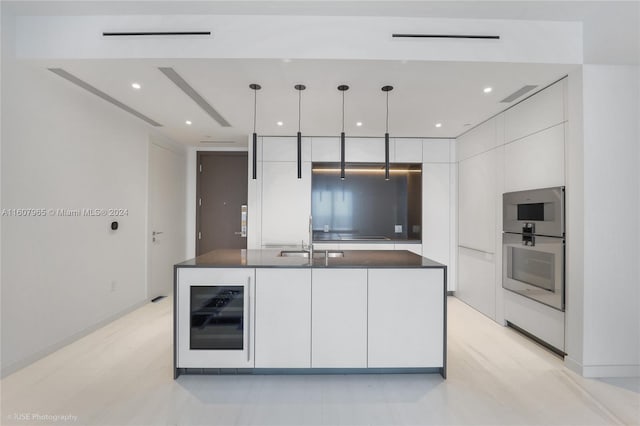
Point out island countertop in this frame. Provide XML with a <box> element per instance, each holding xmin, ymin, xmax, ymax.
<box><xmin>176</xmin><ymin>249</ymin><xmax>445</xmax><ymax>269</ymax></box>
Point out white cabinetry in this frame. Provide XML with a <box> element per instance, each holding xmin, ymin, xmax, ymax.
<box><xmin>422</xmin><ymin>163</ymin><xmax>450</xmax><ymax>266</ymax></box>
<box><xmin>423</xmin><ymin>139</ymin><xmax>451</xmax><ymax>163</ymax></box>
<box><xmin>458</xmin><ymin>149</ymin><xmax>496</xmax><ymax>254</ymax></box>
<box><xmin>255</xmin><ymin>269</ymin><xmax>311</xmax><ymax>368</ymax></box>
<box><xmin>311</xmin><ymin>137</ymin><xmax>340</xmax><ymax>162</ymax></box>
<box><xmin>394</xmin><ymin>138</ymin><xmax>422</xmax><ymax>162</ymax></box>
<box><xmin>457</xmin><ymin>247</ymin><xmax>496</xmax><ymax>319</ymax></box>
<box><xmin>504</xmin><ymin>80</ymin><xmax>565</xmax><ymax>143</ymax></box>
<box><xmin>345</xmin><ymin>137</ymin><xmax>385</xmax><ymax>162</ymax></box>
<box><xmin>311</xmin><ymin>269</ymin><xmax>367</xmax><ymax>368</ymax></box>
<box><xmin>504</xmin><ymin>124</ymin><xmax>565</xmax><ymax>192</ymax></box>
<box><xmin>262</xmin><ymin>136</ymin><xmax>311</xmax><ymax>162</ymax></box>
<box><xmin>368</xmin><ymin>268</ymin><xmax>444</xmax><ymax>367</ymax></box>
<box><xmin>261</xmin><ymin>161</ymin><xmax>311</xmax><ymax>247</ymax></box>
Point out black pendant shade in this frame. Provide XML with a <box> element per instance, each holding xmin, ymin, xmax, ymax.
<box><xmin>249</xmin><ymin>83</ymin><xmax>261</xmax><ymax>180</ymax></box>
<box><xmin>295</xmin><ymin>84</ymin><xmax>306</xmax><ymax>179</ymax></box>
<box><xmin>338</xmin><ymin>85</ymin><xmax>349</xmax><ymax>180</ymax></box>
<box><xmin>382</xmin><ymin>85</ymin><xmax>393</xmax><ymax>181</ymax></box>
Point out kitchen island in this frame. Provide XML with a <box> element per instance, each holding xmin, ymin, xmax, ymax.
<box><xmin>174</xmin><ymin>249</ymin><xmax>447</xmax><ymax>379</ymax></box>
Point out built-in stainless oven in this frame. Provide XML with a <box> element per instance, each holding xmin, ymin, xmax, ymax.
<box><xmin>503</xmin><ymin>233</ymin><xmax>564</xmax><ymax>310</ymax></box>
<box><xmin>503</xmin><ymin>186</ymin><xmax>564</xmax><ymax>237</ymax></box>
<box><xmin>503</xmin><ymin>186</ymin><xmax>565</xmax><ymax>311</ymax></box>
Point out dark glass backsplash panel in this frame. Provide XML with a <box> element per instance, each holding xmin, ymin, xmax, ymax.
<box><xmin>312</xmin><ymin>163</ymin><xmax>422</xmax><ymax>241</ymax></box>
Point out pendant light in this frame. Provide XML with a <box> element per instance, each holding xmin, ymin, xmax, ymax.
<box><xmin>338</xmin><ymin>85</ymin><xmax>349</xmax><ymax>180</ymax></box>
<box><xmin>382</xmin><ymin>85</ymin><xmax>393</xmax><ymax>181</ymax></box>
<box><xmin>249</xmin><ymin>83</ymin><xmax>261</xmax><ymax>180</ymax></box>
<box><xmin>295</xmin><ymin>84</ymin><xmax>306</xmax><ymax>179</ymax></box>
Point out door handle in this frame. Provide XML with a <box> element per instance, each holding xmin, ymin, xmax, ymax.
<box><xmin>234</xmin><ymin>231</ymin><xmax>244</xmax><ymax>236</ymax></box>
<box><xmin>152</xmin><ymin>231</ymin><xmax>163</xmax><ymax>236</ymax></box>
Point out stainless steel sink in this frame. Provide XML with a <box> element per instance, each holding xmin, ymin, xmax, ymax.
<box><xmin>279</xmin><ymin>250</ymin><xmax>344</xmax><ymax>258</ymax></box>
<box><xmin>279</xmin><ymin>250</ymin><xmax>311</xmax><ymax>258</ymax></box>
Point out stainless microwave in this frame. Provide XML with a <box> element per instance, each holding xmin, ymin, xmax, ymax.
<box><xmin>503</xmin><ymin>186</ymin><xmax>565</xmax><ymax>237</ymax></box>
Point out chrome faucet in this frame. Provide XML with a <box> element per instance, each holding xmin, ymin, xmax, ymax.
<box><xmin>308</xmin><ymin>215</ymin><xmax>314</xmax><ymax>259</ymax></box>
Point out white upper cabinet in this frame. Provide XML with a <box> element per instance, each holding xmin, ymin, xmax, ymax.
<box><xmin>394</xmin><ymin>138</ymin><xmax>422</xmax><ymax>163</ymax></box>
<box><xmin>504</xmin><ymin>80</ymin><xmax>565</xmax><ymax>143</ymax></box>
<box><xmin>423</xmin><ymin>139</ymin><xmax>452</xmax><ymax>163</ymax></box>
<box><xmin>345</xmin><ymin>137</ymin><xmax>385</xmax><ymax>162</ymax></box>
<box><xmin>261</xmin><ymin>161</ymin><xmax>311</xmax><ymax>246</ymax></box>
<box><xmin>504</xmin><ymin>123</ymin><xmax>565</xmax><ymax>192</ymax></box>
<box><xmin>311</xmin><ymin>137</ymin><xmax>340</xmax><ymax>162</ymax></box>
<box><xmin>262</xmin><ymin>136</ymin><xmax>311</xmax><ymax>162</ymax></box>
<box><xmin>457</xmin><ymin>118</ymin><xmax>497</xmax><ymax>162</ymax></box>
<box><xmin>422</xmin><ymin>163</ymin><xmax>451</xmax><ymax>266</ymax></box>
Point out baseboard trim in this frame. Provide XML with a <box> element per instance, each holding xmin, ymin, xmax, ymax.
<box><xmin>582</xmin><ymin>364</ymin><xmax>640</xmax><ymax>378</ymax></box>
<box><xmin>1</xmin><ymin>298</ymin><xmax>148</xmax><ymax>378</ymax></box>
<box><xmin>564</xmin><ymin>357</ymin><xmax>640</xmax><ymax>378</ymax></box>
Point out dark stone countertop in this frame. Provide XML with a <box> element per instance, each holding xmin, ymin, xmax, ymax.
<box><xmin>176</xmin><ymin>249</ymin><xmax>445</xmax><ymax>269</ymax></box>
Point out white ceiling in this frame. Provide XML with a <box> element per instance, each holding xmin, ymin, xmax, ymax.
<box><xmin>7</xmin><ymin>0</ymin><xmax>635</xmax><ymax>146</ymax></box>
<box><xmin>45</xmin><ymin>58</ymin><xmax>575</xmax><ymax>146</ymax></box>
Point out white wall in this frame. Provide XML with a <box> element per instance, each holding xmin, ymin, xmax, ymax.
<box><xmin>578</xmin><ymin>65</ymin><xmax>639</xmax><ymax>377</ymax></box>
<box><xmin>0</xmin><ymin>12</ymin><xmax>183</xmax><ymax>376</ymax></box>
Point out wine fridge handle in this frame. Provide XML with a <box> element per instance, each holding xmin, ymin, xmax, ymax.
<box><xmin>247</xmin><ymin>276</ymin><xmax>251</xmax><ymax>362</ymax></box>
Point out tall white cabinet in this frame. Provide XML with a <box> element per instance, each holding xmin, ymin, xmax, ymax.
<box><xmin>456</xmin><ymin>78</ymin><xmax>567</xmax><ymax>325</ymax></box>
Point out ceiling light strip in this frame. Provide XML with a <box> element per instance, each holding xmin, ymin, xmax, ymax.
<box><xmin>48</xmin><ymin>68</ymin><xmax>162</xmax><ymax>127</ymax></box>
<box><xmin>158</xmin><ymin>67</ymin><xmax>231</xmax><ymax>127</ymax></box>
<box><xmin>103</xmin><ymin>31</ymin><xmax>211</xmax><ymax>36</ymax></box>
<box><xmin>392</xmin><ymin>34</ymin><xmax>500</xmax><ymax>40</ymax></box>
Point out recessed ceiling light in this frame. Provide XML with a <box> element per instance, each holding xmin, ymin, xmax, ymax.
<box><xmin>483</xmin><ymin>87</ymin><xmax>493</xmax><ymax>93</ymax></box>
<box><xmin>131</xmin><ymin>82</ymin><xmax>141</xmax><ymax>90</ymax></box>
<box><xmin>276</xmin><ymin>121</ymin><xmax>284</xmax><ymax>126</ymax></box>
<box><xmin>185</xmin><ymin>120</ymin><xmax>192</xmax><ymax>125</ymax></box>
<box><xmin>356</xmin><ymin>121</ymin><xmax>363</xmax><ymax>127</ymax></box>
<box><xmin>435</xmin><ymin>123</ymin><xmax>442</xmax><ymax>128</ymax></box>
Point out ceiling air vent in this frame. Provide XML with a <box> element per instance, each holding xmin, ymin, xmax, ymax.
<box><xmin>501</xmin><ymin>85</ymin><xmax>538</xmax><ymax>103</ymax></box>
<box><xmin>103</xmin><ymin>31</ymin><xmax>211</xmax><ymax>36</ymax></box>
<box><xmin>392</xmin><ymin>34</ymin><xmax>500</xmax><ymax>40</ymax></box>
<box><xmin>199</xmin><ymin>141</ymin><xmax>235</xmax><ymax>145</ymax></box>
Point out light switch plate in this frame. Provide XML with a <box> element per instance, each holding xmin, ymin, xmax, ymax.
<box><xmin>395</xmin><ymin>224</ymin><xmax>402</xmax><ymax>233</ymax></box>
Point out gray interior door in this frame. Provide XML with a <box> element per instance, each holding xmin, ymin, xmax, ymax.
<box><xmin>196</xmin><ymin>152</ymin><xmax>248</xmax><ymax>255</ymax></box>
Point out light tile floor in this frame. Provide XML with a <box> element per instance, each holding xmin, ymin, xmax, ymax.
<box><xmin>1</xmin><ymin>296</ymin><xmax>638</xmax><ymax>426</ymax></box>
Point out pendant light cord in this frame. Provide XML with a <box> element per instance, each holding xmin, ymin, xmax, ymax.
<box><xmin>298</xmin><ymin>89</ymin><xmax>301</xmax><ymax>132</ymax></box>
<box><xmin>385</xmin><ymin>90</ymin><xmax>389</xmax><ymax>133</ymax></box>
<box><xmin>253</xmin><ymin>88</ymin><xmax>257</xmax><ymax>133</ymax></box>
<box><xmin>342</xmin><ymin>90</ymin><xmax>345</xmax><ymax>132</ymax></box>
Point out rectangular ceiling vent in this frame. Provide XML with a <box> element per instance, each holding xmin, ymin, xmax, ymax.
<box><xmin>501</xmin><ymin>85</ymin><xmax>538</xmax><ymax>103</ymax></box>
<box><xmin>48</xmin><ymin>68</ymin><xmax>162</xmax><ymax>127</ymax></box>
<box><xmin>159</xmin><ymin>67</ymin><xmax>231</xmax><ymax>128</ymax></box>
<box><xmin>103</xmin><ymin>31</ymin><xmax>211</xmax><ymax>37</ymax></box>
<box><xmin>392</xmin><ymin>34</ymin><xmax>500</xmax><ymax>40</ymax></box>
<box><xmin>199</xmin><ymin>141</ymin><xmax>235</xmax><ymax>144</ymax></box>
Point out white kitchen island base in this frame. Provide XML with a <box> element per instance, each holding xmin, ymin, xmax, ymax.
<box><xmin>174</xmin><ymin>250</ymin><xmax>447</xmax><ymax>379</ymax></box>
